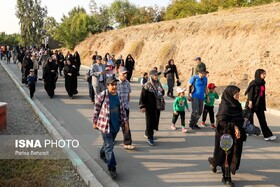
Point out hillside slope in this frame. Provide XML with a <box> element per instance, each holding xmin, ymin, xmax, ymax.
<box><xmin>74</xmin><ymin>3</ymin><xmax>280</xmax><ymax>108</ymax></box>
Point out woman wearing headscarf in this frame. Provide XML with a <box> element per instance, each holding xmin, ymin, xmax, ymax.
<box><xmin>245</xmin><ymin>69</ymin><xmax>276</xmax><ymax>141</ymax></box>
<box><xmin>164</xmin><ymin>59</ymin><xmax>179</xmax><ymax>98</ymax></box>
<box><xmin>43</xmin><ymin>57</ymin><xmax>58</xmax><ymax>98</ymax></box>
<box><xmin>124</xmin><ymin>54</ymin><xmax>135</xmax><ymax>82</ymax></box>
<box><xmin>64</xmin><ymin>59</ymin><xmax>77</xmax><ymax>99</ymax></box>
<box><xmin>208</xmin><ymin>85</ymin><xmax>246</xmax><ymax>186</ymax></box>
<box><xmin>139</xmin><ymin>70</ymin><xmax>165</xmax><ymax>146</ymax></box>
<box><xmin>73</xmin><ymin>51</ymin><xmax>81</xmax><ymax>76</ymax></box>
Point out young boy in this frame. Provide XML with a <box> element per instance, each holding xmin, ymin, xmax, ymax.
<box><xmin>27</xmin><ymin>69</ymin><xmax>37</xmax><ymax>99</ymax></box>
<box><xmin>140</xmin><ymin>72</ymin><xmax>148</xmax><ymax>86</ymax></box>
<box><xmin>201</xmin><ymin>83</ymin><xmax>219</xmax><ymax>128</ymax></box>
<box><xmin>171</xmin><ymin>87</ymin><xmax>189</xmax><ymax>133</ymax></box>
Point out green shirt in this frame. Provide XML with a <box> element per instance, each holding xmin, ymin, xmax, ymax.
<box><xmin>173</xmin><ymin>96</ymin><xmax>188</xmax><ymax>112</ymax></box>
<box><xmin>204</xmin><ymin>92</ymin><xmax>219</xmax><ymax>107</ymax></box>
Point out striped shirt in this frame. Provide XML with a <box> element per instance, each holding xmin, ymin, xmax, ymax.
<box><xmin>117</xmin><ymin>79</ymin><xmax>131</xmax><ymax>109</ymax></box>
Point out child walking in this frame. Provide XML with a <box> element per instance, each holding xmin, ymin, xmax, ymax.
<box><xmin>140</xmin><ymin>72</ymin><xmax>148</xmax><ymax>86</ymax></box>
<box><xmin>171</xmin><ymin>87</ymin><xmax>189</xmax><ymax>133</ymax></box>
<box><xmin>201</xmin><ymin>83</ymin><xmax>219</xmax><ymax>129</ymax></box>
<box><xmin>27</xmin><ymin>69</ymin><xmax>37</xmax><ymax>99</ymax></box>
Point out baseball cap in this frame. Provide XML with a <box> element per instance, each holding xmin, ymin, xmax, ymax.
<box><xmin>97</xmin><ymin>55</ymin><xmax>102</xmax><ymax>60</ymax></box>
<box><xmin>177</xmin><ymin>87</ymin><xmax>186</xmax><ymax>93</ymax></box>
<box><xmin>106</xmin><ymin>76</ymin><xmax>119</xmax><ymax>84</ymax></box>
<box><xmin>30</xmin><ymin>69</ymin><xmax>34</xmax><ymax>72</ymax></box>
<box><xmin>105</xmin><ymin>66</ymin><xmax>110</xmax><ymax>71</ymax></box>
<box><xmin>208</xmin><ymin>83</ymin><xmax>216</xmax><ymax>89</ymax></box>
<box><xmin>119</xmin><ymin>67</ymin><xmax>128</xmax><ymax>74</ymax></box>
<box><xmin>149</xmin><ymin>70</ymin><xmax>160</xmax><ymax>76</ymax></box>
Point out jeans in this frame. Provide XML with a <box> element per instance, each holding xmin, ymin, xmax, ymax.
<box><xmin>100</xmin><ymin>131</ymin><xmax>118</xmax><ymax>170</ymax></box>
<box><xmin>172</xmin><ymin>111</ymin><xmax>185</xmax><ymax>127</ymax></box>
<box><xmin>189</xmin><ymin>98</ymin><xmax>204</xmax><ymax>127</ymax></box>
<box><xmin>88</xmin><ymin>81</ymin><xmax>95</xmax><ymax>102</ymax></box>
<box><xmin>122</xmin><ymin>108</ymin><xmax>132</xmax><ymax>145</ymax></box>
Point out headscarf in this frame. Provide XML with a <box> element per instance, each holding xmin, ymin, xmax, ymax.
<box><xmin>144</xmin><ymin>74</ymin><xmax>164</xmax><ymax>99</ymax></box>
<box><xmin>216</xmin><ymin>85</ymin><xmax>243</xmax><ymax>123</ymax></box>
<box><xmin>244</xmin><ymin>69</ymin><xmax>266</xmax><ymax>95</ymax></box>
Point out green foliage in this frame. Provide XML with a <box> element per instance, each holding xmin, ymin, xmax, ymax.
<box><xmin>53</xmin><ymin>7</ymin><xmax>100</xmax><ymax>49</ymax></box>
<box><xmin>165</xmin><ymin>0</ymin><xmax>199</xmax><ymax>20</ymax></box>
<box><xmin>44</xmin><ymin>17</ymin><xmax>58</xmax><ymax>36</ymax></box>
<box><xmin>0</xmin><ymin>32</ymin><xmax>20</xmax><ymax>46</ymax></box>
<box><xmin>16</xmin><ymin>0</ymin><xmax>47</xmax><ymax>47</ymax></box>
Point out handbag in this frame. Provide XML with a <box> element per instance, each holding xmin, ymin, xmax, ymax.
<box><xmin>156</xmin><ymin>98</ymin><xmax>165</xmax><ymax>111</ymax></box>
<box><xmin>242</xmin><ymin>119</ymin><xmax>261</xmax><ymax>136</ymax></box>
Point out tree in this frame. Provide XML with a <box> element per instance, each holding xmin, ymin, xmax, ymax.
<box><xmin>53</xmin><ymin>7</ymin><xmax>100</xmax><ymax>49</ymax></box>
<box><xmin>164</xmin><ymin>0</ymin><xmax>198</xmax><ymax>20</ymax></box>
<box><xmin>109</xmin><ymin>0</ymin><xmax>138</xmax><ymax>28</ymax></box>
<box><xmin>16</xmin><ymin>0</ymin><xmax>47</xmax><ymax>47</ymax></box>
<box><xmin>43</xmin><ymin>16</ymin><xmax>58</xmax><ymax>36</ymax></box>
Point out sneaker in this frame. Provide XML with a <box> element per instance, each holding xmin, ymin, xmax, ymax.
<box><xmin>208</xmin><ymin>157</ymin><xmax>217</xmax><ymax>173</ymax></box>
<box><xmin>201</xmin><ymin>122</ymin><xmax>206</xmax><ymax>127</ymax></box>
<box><xmin>182</xmin><ymin>128</ymin><xmax>188</xmax><ymax>133</ymax></box>
<box><xmin>210</xmin><ymin>124</ymin><xmax>216</xmax><ymax>129</ymax></box>
<box><xmin>170</xmin><ymin>124</ymin><xmax>176</xmax><ymax>130</ymax></box>
<box><xmin>147</xmin><ymin>139</ymin><xmax>155</xmax><ymax>146</ymax></box>
<box><xmin>264</xmin><ymin>135</ymin><xmax>277</xmax><ymax>141</ymax></box>
<box><xmin>124</xmin><ymin>144</ymin><xmax>135</xmax><ymax>150</ymax></box>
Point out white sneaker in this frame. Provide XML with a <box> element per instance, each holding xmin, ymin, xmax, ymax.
<box><xmin>170</xmin><ymin>124</ymin><xmax>176</xmax><ymax>130</ymax></box>
<box><xmin>264</xmin><ymin>135</ymin><xmax>277</xmax><ymax>141</ymax></box>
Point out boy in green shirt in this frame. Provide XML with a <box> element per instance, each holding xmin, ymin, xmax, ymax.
<box><xmin>201</xmin><ymin>83</ymin><xmax>219</xmax><ymax>129</ymax></box>
<box><xmin>171</xmin><ymin>88</ymin><xmax>189</xmax><ymax>133</ymax></box>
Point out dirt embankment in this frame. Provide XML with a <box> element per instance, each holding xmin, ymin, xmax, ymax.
<box><xmin>73</xmin><ymin>3</ymin><xmax>280</xmax><ymax>109</ymax></box>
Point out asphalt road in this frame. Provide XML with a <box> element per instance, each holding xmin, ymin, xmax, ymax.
<box><xmin>3</xmin><ymin>62</ymin><xmax>280</xmax><ymax>187</ymax></box>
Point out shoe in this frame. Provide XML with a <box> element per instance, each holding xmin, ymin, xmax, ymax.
<box><xmin>222</xmin><ymin>177</ymin><xmax>234</xmax><ymax>187</ymax></box>
<box><xmin>201</xmin><ymin>122</ymin><xmax>206</xmax><ymax>127</ymax></box>
<box><xmin>193</xmin><ymin>125</ymin><xmax>201</xmax><ymax>130</ymax></box>
<box><xmin>124</xmin><ymin>144</ymin><xmax>135</xmax><ymax>150</ymax></box>
<box><xmin>182</xmin><ymin>128</ymin><xmax>188</xmax><ymax>133</ymax></box>
<box><xmin>109</xmin><ymin>169</ymin><xmax>117</xmax><ymax>179</ymax></box>
<box><xmin>210</xmin><ymin>124</ymin><xmax>216</xmax><ymax>129</ymax></box>
<box><xmin>208</xmin><ymin>157</ymin><xmax>217</xmax><ymax>173</ymax></box>
<box><xmin>170</xmin><ymin>124</ymin><xmax>176</xmax><ymax>130</ymax></box>
<box><xmin>264</xmin><ymin>135</ymin><xmax>277</xmax><ymax>141</ymax></box>
<box><xmin>147</xmin><ymin>139</ymin><xmax>155</xmax><ymax>146</ymax></box>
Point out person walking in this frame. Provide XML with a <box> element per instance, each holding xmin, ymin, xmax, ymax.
<box><xmin>90</xmin><ymin>55</ymin><xmax>106</xmax><ymax>100</ymax></box>
<box><xmin>93</xmin><ymin>76</ymin><xmax>128</xmax><ymax>179</ymax></box>
<box><xmin>64</xmin><ymin>59</ymin><xmax>78</xmax><ymax>99</ymax></box>
<box><xmin>244</xmin><ymin>69</ymin><xmax>276</xmax><ymax>141</ymax></box>
<box><xmin>208</xmin><ymin>85</ymin><xmax>246</xmax><ymax>187</ymax></box>
<box><xmin>193</xmin><ymin>57</ymin><xmax>207</xmax><ymax>75</ymax></box>
<box><xmin>73</xmin><ymin>51</ymin><xmax>81</xmax><ymax>76</ymax></box>
<box><xmin>117</xmin><ymin>67</ymin><xmax>135</xmax><ymax>150</ymax></box>
<box><xmin>27</xmin><ymin>69</ymin><xmax>37</xmax><ymax>99</ymax></box>
<box><xmin>170</xmin><ymin>87</ymin><xmax>189</xmax><ymax>133</ymax></box>
<box><xmin>187</xmin><ymin>68</ymin><xmax>208</xmax><ymax>130</ymax></box>
<box><xmin>43</xmin><ymin>57</ymin><xmax>58</xmax><ymax>98</ymax></box>
<box><xmin>124</xmin><ymin>54</ymin><xmax>135</xmax><ymax>82</ymax></box>
<box><xmin>201</xmin><ymin>83</ymin><xmax>219</xmax><ymax>129</ymax></box>
<box><xmin>139</xmin><ymin>70</ymin><xmax>165</xmax><ymax>146</ymax></box>
<box><xmin>164</xmin><ymin>59</ymin><xmax>179</xmax><ymax>98</ymax></box>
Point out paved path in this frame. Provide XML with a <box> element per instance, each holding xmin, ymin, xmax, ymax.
<box><xmin>2</xmin><ymin>61</ymin><xmax>280</xmax><ymax>187</ymax></box>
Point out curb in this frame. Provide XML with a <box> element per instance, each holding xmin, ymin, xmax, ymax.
<box><xmin>0</xmin><ymin>62</ymin><xmax>104</xmax><ymax>187</ymax></box>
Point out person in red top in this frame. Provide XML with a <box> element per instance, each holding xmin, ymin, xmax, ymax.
<box><xmin>245</xmin><ymin>69</ymin><xmax>276</xmax><ymax>141</ymax></box>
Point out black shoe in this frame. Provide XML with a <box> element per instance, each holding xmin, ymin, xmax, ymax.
<box><xmin>193</xmin><ymin>125</ymin><xmax>201</xmax><ymax>130</ymax></box>
<box><xmin>208</xmin><ymin>157</ymin><xmax>217</xmax><ymax>173</ymax></box>
<box><xmin>222</xmin><ymin>177</ymin><xmax>234</xmax><ymax>187</ymax></box>
<box><xmin>109</xmin><ymin>168</ymin><xmax>117</xmax><ymax>179</ymax></box>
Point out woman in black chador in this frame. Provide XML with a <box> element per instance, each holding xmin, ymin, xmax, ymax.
<box><xmin>43</xmin><ymin>57</ymin><xmax>58</xmax><ymax>98</ymax></box>
<box><xmin>124</xmin><ymin>54</ymin><xmax>135</xmax><ymax>82</ymax></box>
<box><xmin>245</xmin><ymin>69</ymin><xmax>276</xmax><ymax>141</ymax></box>
<box><xmin>164</xmin><ymin>59</ymin><xmax>179</xmax><ymax>98</ymax></box>
<box><xmin>64</xmin><ymin>59</ymin><xmax>77</xmax><ymax>99</ymax></box>
<box><xmin>208</xmin><ymin>85</ymin><xmax>246</xmax><ymax>187</ymax></box>
<box><xmin>73</xmin><ymin>51</ymin><xmax>81</xmax><ymax>76</ymax></box>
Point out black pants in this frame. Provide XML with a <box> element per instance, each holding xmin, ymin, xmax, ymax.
<box><xmin>202</xmin><ymin>105</ymin><xmax>215</xmax><ymax>124</ymax></box>
<box><xmin>29</xmin><ymin>83</ymin><xmax>36</xmax><ymax>98</ymax></box>
<box><xmin>122</xmin><ymin>109</ymin><xmax>132</xmax><ymax>145</ymax></box>
<box><xmin>249</xmin><ymin>108</ymin><xmax>273</xmax><ymax>138</ymax></box>
<box><xmin>172</xmin><ymin>111</ymin><xmax>185</xmax><ymax>127</ymax></box>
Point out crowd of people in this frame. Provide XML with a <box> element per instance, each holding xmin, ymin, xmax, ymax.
<box><xmin>2</xmin><ymin>47</ymin><xmax>277</xmax><ymax>185</ymax></box>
